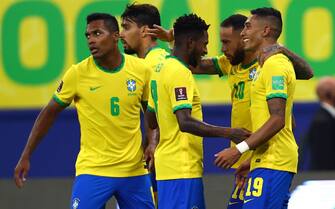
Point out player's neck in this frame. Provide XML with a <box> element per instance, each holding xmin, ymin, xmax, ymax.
<box><xmin>137</xmin><ymin>39</ymin><xmax>158</xmax><ymax>58</ymax></box>
<box><xmin>171</xmin><ymin>49</ymin><xmax>189</xmax><ymax>66</ymax></box>
<box><xmin>242</xmin><ymin>51</ymin><xmax>257</xmax><ymax>66</ymax></box>
<box><xmin>256</xmin><ymin>39</ymin><xmax>277</xmax><ymax>58</ymax></box>
<box><xmin>95</xmin><ymin>49</ymin><xmax>123</xmax><ymax>71</ymax></box>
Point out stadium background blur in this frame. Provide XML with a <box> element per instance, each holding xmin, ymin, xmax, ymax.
<box><xmin>1</xmin><ymin>0</ymin><xmax>335</xmax><ymax>208</ymax></box>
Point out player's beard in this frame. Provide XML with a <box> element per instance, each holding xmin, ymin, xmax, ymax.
<box><xmin>123</xmin><ymin>48</ymin><xmax>137</xmax><ymax>55</ymax></box>
<box><xmin>230</xmin><ymin>48</ymin><xmax>245</xmax><ymax>65</ymax></box>
<box><xmin>189</xmin><ymin>50</ymin><xmax>199</xmax><ymax>68</ymax></box>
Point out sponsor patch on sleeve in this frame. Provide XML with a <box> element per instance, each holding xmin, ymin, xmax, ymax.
<box><xmin>272</xmin><ymin>76</ymin><xmax>284</xmax><ymax>90</ymax></box>
<box><xmin>57</xmin><ymin>80</ymin><xmax>64</xmax><ymax>93</ymax></box>
<box><xmin>175</xmin><ymin>87</ymin><xmax>187</xmax><ymax>101</ymax></box>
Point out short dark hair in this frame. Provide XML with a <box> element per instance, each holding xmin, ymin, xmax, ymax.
<box><xmin>173</xmin><ymin>14</ymin><xmax>210</xmax><ymax>45</ymax></box>
<box><xmin>251</xmin><ymin>7</ymin><xmax>282</xmax><ymax>39</ymax></box>
<box><xmin>121</xmin><ymin>3</ymin><xmax>161</xmax><ymax>27</ymax></box>
<box><xmin>86</xmin><ymin>13</ymin><xmax>119</xmax><ymax>32</ymax></box>
<box><xmin>220</xmin><ymin>14</ymin><xmax>247</xmax><ymax>31</ymax></box>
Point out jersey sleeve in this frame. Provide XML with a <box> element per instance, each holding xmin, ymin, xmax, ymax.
<box><xmin>167</xmin><ymin>68</ymin><xmax>194</xmax><ymax>113</ymax></box>
<box><xmin>52</xmin><ymin>66</ymin><xmax>77</xmax><ymax>107</ymax></box>
<box><xmin>212</xmin><ymin>55</ymin><xmax>231</xmax><ymax>77</ymax></box>
<box><xmin>148</xmin><ymin>79</ymin><xmax>156</xmax><ymax>113</ymax></box>
<box><xmin>141</xmin><ymin>64</ymin><xmax>152</xmax><ymax>103</ymax></box>
<box><xmin>262</xmin><ymin>56</ymin><xmax>293</xmax><ymax>100</ymax></box>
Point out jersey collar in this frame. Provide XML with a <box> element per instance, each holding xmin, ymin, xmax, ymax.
<box><xmin>94</xmin><ymin>54</ymin><xmax>125</xmax><ymax>74</ymax></box>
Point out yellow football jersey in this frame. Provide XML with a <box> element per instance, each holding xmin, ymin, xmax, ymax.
<box><xmin>144</xmin><ymin>46</ymin><xmax>169</xmax><ymax>71</ymax></box>
<box><xmin>213</xmin><ymin>55</ymin><xmax>256</xmax><ymax>168</ymax></box>
<box><xmin>53</xmin><ymin>54</ymin><xmax>151</xmax><ymax>177</ymax></box>
<box><xmin>250</xmin><ymin>53</ymin><xmax>297</xmax><ymax>173</ymax></box>
<box><xmin>148</xmin><ymin>55</ymin><xmax>203</xmax><ymax>180</ymax></box>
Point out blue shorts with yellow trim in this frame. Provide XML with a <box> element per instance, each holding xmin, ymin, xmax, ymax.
<box><xmin>157</xmin><ymin>178</ymin><xmax>205</xmax><ymax>209</ymax></box>
<box><xmin>242</xmin><ymin>168</ymin><xmax>294</xmax><ymax>209</ymax></box>
<box><xmin>70</xmin><ymin>174</ymin><xmax>155</xmax><ymax>209</ymax></box>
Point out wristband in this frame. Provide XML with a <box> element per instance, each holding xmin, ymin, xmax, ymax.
<box><xmin>236</xmin><ymin>141</ymin><xmax>250</xmax><ymax>154</ymax></box>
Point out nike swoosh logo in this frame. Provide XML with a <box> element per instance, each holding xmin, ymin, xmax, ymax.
<box><xmin>89</xmin><ymin>86</ymin><xmax>102</xmax><ymax>91</ymax></box>
<box><xmin>228</xmin><ymin>201</ymin><xmax>239</xmax><ymax>205</ymax></box>
<box><xmin>243</xmin><ymin>199</ymin><xmax>254</xmax><ymax>204</ymax></box>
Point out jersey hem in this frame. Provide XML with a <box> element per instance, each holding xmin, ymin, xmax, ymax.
<box><xmin>266</xmin><ymin>93</ymin><xmax>288</xmax><ymax>100</ymax></box>
<box><xmin>172</xmin><ymin>104</ymin><xmax>192</xmax><ymax>113</ymax></box>
<box><xmin>52</xmin><ymin>94</ymin><xmax>70</xmax><ymax>107</ymax></box>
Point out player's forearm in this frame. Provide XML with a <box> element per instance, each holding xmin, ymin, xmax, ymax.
<box><xmin>245</xmin><ymin>115</ymin><xmax>284</xmax><ymax>149</ymax></box>
<box><xmin>191</xmin><ymin>59</ymin><xmax>218</xmax><ymax>75</ymax></box>
<box><xmin>178</xmin><ymin>117</ymin><xmax>230</xmax><ymax>137</ymax></box>
<box><xmin>21</xmin><ymin>102</ymin><xmax>62</xmax><ymax>158</ymax></box>
<box><xmin>282</xmin><ymin>47</ymin><xmax>314</xmax><ymax>80</ymax></box>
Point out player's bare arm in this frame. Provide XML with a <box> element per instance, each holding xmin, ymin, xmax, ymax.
<box><xmin>175</xmin><ymin>108</ymin><xmax>250</xmax><ymax>142</ymax></box>
<box><xmin>14</xmin><ymin>99</ymin><xmax>65</xmax><ymax>188</ymax></box>
<box><xmin>281</xmin><ymin>46</ymin><xmax>314</xmax><ymax>80</ymax></box>
<box><xmin>144</xmin><ymin>110</ymin><xmax>159</xmax><ymax>171</ymax></box>
<box><xmin>214</xmin><ymin>98</ymin><xmax>286</xmax><ymax>168</ymax></box>
<box><xmin>189</xmin><ymin>58</ymin><xmax>223</xmax><ymax>75</ymax></box>
<box><xmin>259</xmin><ymin>44</ymin><xmax>314</xmax><ymax>80</ymax></box>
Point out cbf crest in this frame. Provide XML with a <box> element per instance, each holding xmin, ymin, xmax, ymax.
<box><xmin>249</xmin><ymin>67</ymin><xmax>257</xmax><ymax>80</ymax></box>
<box><xmin>126</xmin><ymin>79</ymin><xmax>136</xmax><ymax>92</ymax></box>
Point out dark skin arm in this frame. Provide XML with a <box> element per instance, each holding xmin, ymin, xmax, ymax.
<box><xmin>189</xmin><ymin>58</ymin><xmax>224</xmax><ymax>75</ymax></box>
<box><xmin>144</xmin><ymin>110</ymin><xmax>159</xmax><ymax>171</ymax></box>
<box><xmin>259</xmin><ymin>45</ymin><xmax>314</xmax><ymax>80</ymax></box>
<box><xmin>214</xmin><ymin>98</ymin><xmax>286</xmax><ymax>168</ymax></box>
<box><xmin>14</xmin><ymin>99</ymin><xmax>65</xmax><ymax>188</ymax></box>
<box><xmin>175</xmin><ymin>108</ymin><xmax>250</xmax><ymax>143</ymax></box>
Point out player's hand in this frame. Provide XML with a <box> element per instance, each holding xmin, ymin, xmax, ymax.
<box><xmin>229</xmin><ymin>128</ymin><xmax>251</xmax><ymax>144</ymax></box>
<box><xmin>235</xmin><ymin>159</ymin><xmax>251</xmax><ymax>189</ymax></box>
<box><xmin>144</xmin><ymin>143</ymin><xmax>156</xmax><ymax>172</ymax></box>
<box><xmin>214</xmin><ymin>147</ymin><xmax>241</xmax><ymax>169</ymax></box>
<box><xmin>145</xmin><ymin>24</ymin><xmax>174</xmax><ymax>42</ymax></box>
<box><xmin>14</xmin><ymin>156</ymin><xmax>30</xmax><ymax>188</ymax></box>
<box><xmin>259</xmin><ymin>43</ymin><xmax>283</xmax><ymax>66</ymax></box>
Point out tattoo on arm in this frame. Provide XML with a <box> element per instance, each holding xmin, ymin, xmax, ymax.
<box><xmin>282</xmin><ymin>47</ymin><xmax>314</xmax><ymax>80</ymax></box>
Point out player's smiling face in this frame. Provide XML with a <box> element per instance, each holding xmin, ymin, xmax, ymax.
<box><xmin>120</xmin><ymin>18</ymin><xmax>141</xmax><ymax>55</ymax></box>
<box><xmin>241</xmin><ymin>15</ymin><xmax>263</xmax><ymax>52</ymax></box>
<box><xmin>220</xmin><ymin>26</ymin><xmax>245</xmax><ymax>65</ymax></box>
<box><xmin>85</xmin><ymin>20</ymin><xmax>118</xmax><ymax>59</ymax></box>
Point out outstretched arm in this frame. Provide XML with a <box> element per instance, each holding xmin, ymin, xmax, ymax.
<box><xmin>215</xmin><ymin>98</ymin><xmax>286</xmax><ymax>168</ymax></box>
<box><xmin>259</xmin><ymin>45</ymin><xmax>314</xmax><ymax>80</ymax></box>
<box><xmin>14</xmin><ymin>99</ymin><xmax>65</xmax><ymax>188</ymax></box>
<box><xmin>175</xmin><ymin>108</ymin><xmax>250</xmax><ymax>143</ymax></box>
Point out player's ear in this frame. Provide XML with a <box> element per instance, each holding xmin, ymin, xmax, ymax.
<box><xmin>263</xmin><ymin>25</ymin><xmax>271</xmax><ymax>37</ymax></box>
<box><xmin>186</xmin><ymin>36</ymin><xmax>196</xmax><ymax>52</ymax></box>
<box><xmin>141</xmin><ymin>25</ymin><xmax>149</xmax><ymax>38</ymax></box>
<box><xmin>112</xmin><ymin>31</ymin><xmax>120</xmax><ymax>42</ymax></box>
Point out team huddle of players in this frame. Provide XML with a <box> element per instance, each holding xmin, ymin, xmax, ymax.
<box><xmin>14</xmin><ymin>3</ymin><xmax>313</xmax><ymax>209</ymax></box>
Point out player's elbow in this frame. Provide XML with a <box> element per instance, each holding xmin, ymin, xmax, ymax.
<box><xmin>178</xmin><ymin>122</ymin><xmax>189</xmax><ymax>133</ymax></box>
<box><xmin>273</xmin><ymin>115</ymin><xmax>285</xmax><ymax>130</ymax></box>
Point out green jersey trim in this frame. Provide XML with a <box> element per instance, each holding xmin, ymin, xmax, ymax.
<box><xmin>166</xmin><ymin>55</ymin><xmax>189</xmax><ymax>69</ymax></box>
<box><xmin>173</xmin><ymin>104</ymin><xmax>192</xmax><ymax>113</ymax></box>
<box><xmin>212</xmin><ymin>57</ymin><xmax>224</xmax><ymax>77</ymax></box>
<box><xmin>52</xmin><ymin>94</ymin><xmax>70</xmax><ymax>107</ymax></box>
<box><xmin>147</xmin><ymin>105</ymin><xmax>155</xmax><ymax>113</ymax></box>
<box><xmin>241</xmin><ymin>59</ymin><xmax>257</xmax><ymax>69</ymax></box>
<box><xmin>94</xmin><ymin>54</ymin><xmax>125</xmax><ymax>74</ymax></box>
<box><xmin>266</xmin><ymin>93</ymin><xmax>288</xmax><ymax>100</ymax></box>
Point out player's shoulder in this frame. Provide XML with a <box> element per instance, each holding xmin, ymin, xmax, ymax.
<box><xmin>124</xmin><ymin>54</ymin><xmax>150</xmax><ymax>71</ymax></box>
<box><xmin>263</xmin><ymin>53</ymin><xmax>293</xmax><ymax>74</ymax></box>
<box><xmin>163</xmin><ymin>55</ymin><xmax>191</xmax><ymax>75</ymax></box>
<box><xmin>69</xmin><ymin>56</ymin><xmax>94</xmax><ymax>74</ymax></box>
<box><xmin>264</xmin><ymin>53</ymin><xmax>291</xmax><ymax>66</ymax></box>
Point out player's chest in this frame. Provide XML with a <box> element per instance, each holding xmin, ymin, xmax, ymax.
<box><xmin>77</xmin><ymin>73</ymin><xmax>144</xmax><ymax>105</ymax></box>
